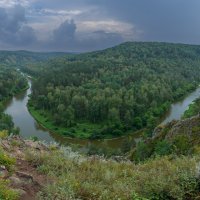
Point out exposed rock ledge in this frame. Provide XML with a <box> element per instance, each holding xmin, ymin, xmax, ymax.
<box><xmin>0</xmin><ymin>136</ymin><xmax>50</xmax><ymax>200</ymax></box>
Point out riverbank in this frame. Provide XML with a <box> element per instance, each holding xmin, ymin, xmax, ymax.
<box><xmin>28</xmin><ymin>103</ymin><xmax>141</xmax><ymax>140</ymax></box>
<box><xmin>1</xmin><ymin>84</ymin><xmax>29</xmax><ymax>106</ymax></box>
<box><xmin>5</xmin><ymin>75</ymin><xmax>200</xmax><ymax>153</ymax></box>
<box><xmin>27</xmin><ymin>85</ymin><xmax>200</xmax><ymax>141</ymax></box>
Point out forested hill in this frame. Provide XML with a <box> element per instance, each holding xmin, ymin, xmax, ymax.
<box><xmin>0</xmin><ymin>50</ymin><xmax>66</xmax><ymax>67</ymax></box>
<box><xmin>70</xmin><ymin>42</ymin><xmax>200</xmax><ymax>61</ymax></box>
<box><xmin>28</xmin><ymin>42</ymin><xmax>200</xmax><ymax>139</ymax></box>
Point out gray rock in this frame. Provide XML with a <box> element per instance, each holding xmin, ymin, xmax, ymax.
<box><xmin>9</xmin><ymin>176</ymin><xmax>24</xmax><ymax>187</ymax></box>
<box><xmin>0</xmin><ymin>165</ymin><xmax>8</xmax><ymax>178</ymax></box>
<box><xmin>16</xmin><ymin>171</ymin><xmax>33</xmax><ymax>183</ymax></box>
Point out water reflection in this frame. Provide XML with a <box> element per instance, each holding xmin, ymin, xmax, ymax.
<box><xmin>161</xmin><ymin>87</ymin><xmax>200</xmax><ymax>124</ymax></box>
<box><xmin>4</xmin><ymin>80</ymin><xmax>200</xmax><ymax>150</ymax></box>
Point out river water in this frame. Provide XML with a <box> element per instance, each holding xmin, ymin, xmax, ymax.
<box><xmin>4</xmin><ymin>80</ymin><xmax>200</xmax><ymax>150</ymax></box>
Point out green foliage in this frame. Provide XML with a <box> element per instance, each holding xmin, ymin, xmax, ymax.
<box><xmin>0</xmin><ymin>130</ymin><xmax>9</xmax><ymax>139</ymax></box>
<box><xmin>30</xmin><ymin>136</ymin><xmax>39</xmax><ymax>142</ymax></box>
<box><xmin>134</xmin><ymin>141</ymin><xmax>152</xmax><ymax>162</ymax></box>
<box><xmin>28</xmin><ymin>42</ymin><xmax>200</xmax><ymax>138</ymax></box>
<box><xmin>0</xmin><ymin>180</ymin><xmax>19</xmax><ymax>200</ymax></box>
<box><xmin>183</xmin><ymin>98</ymin><xmax>200</xmax><ymax>119</ymax></box>
<box><xmin>0</xmin><ymin>148</ymin><xmax>16</xmax><ymax>171</ymax></box>
<box><xmin>0</xmin><ymin>66</ymin><xmax>28</xmax><ymax>134</ymax></box>
<box><xmin>0</xmin><ymin>66</ymin><xmax>27</xmax><ymax>101</ymax></box>
<box><xmin>173</xmin><ymin>135</ymin><xmax>192</xmax><ymax>155</ymax></box>
<box><xmin>26</xmin><ymin>148</ymin><xmax>200</xmax><ymax>200</ymax></box>
<box><xmin>0</xmin><ymin>50</ymin><xmax>65</xmax><ymax>68</ymax></box>
<box><xmin>154</xmin><ymin>140</ymin><xmax>172</xmax><ymax>156</ymax></box>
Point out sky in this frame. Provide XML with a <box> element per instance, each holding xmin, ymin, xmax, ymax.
<box><xmin>0</xmin><ymin>0</ymin><xmax>200</xmax><ymax>52</ymax></box>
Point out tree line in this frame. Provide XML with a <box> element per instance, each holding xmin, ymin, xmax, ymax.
<box><xmin>28</xmin><ymin>42</ymin><xmax>200</xmax><ymax>139</ymax></box>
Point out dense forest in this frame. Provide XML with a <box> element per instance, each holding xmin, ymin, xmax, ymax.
<box><xmin>27</xmin><ymin>42</ymin><xmax>200</xmax><ymax>139</ymax></box>
<box><xmin>0</xmin><ymin>50</ymin><xmax>65</xmax><ymax>67</ymax></box>
<box><xmin>1</xmin><ymin>44</ymin><xmax>200</xmax><ymax>200</ymax></box>
<box><xmin>0</xmin><ymin>66</ymin><xmax>27</xmax><ymax>133</ymax></box>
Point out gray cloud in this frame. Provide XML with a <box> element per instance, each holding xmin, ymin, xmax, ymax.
<box><xmin>52</xmin><ymin>20</ymin><xmax>76</xmax><ymax>47</ymax></box>
<box><xmin>83</xmin><ymin>0</ymin><xmax>200</xmax><ymax>44</ymax></box>
<box><xmin>42</xmin><ymin>20</ymin><xmax>123</xmax><ymax>52</ymax></box>
<box><xmin>1</xmin><ymin>0</ymin><xmax>200</xmax><ymax>51</ymax></box>
<box><xmin>0</xmin><ymin>5</ymin><xmax>37</xmax><ymax>49</ymax></box>
<box><xmin>76</xmin><ymin>30</ymin><xmax>123</xmax><ymax>51</ymax></box>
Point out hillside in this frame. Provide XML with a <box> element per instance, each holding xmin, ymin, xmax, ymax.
<box><xmin>130</xmin><ymin>101</ymin><xmax>200</xmax><ymax>161</ymax></box>
<box><xmin>0</xmin><ymin>133</ymin><xmax>200</xmax><ymax>200</ymax></box>
<box><xmin>1</xmin><ymin>42</ymin><xmax>200</xmax><ymax>199</ymax></box>
<box><xmin>27</xmin><ymin>42</ymin><xmax>200</xmax><ymax>139</ymax></box>
<box><xmin>0</xmin><ymin>51</ymin><xmax>66</xmax><ymax>67</ymax></box>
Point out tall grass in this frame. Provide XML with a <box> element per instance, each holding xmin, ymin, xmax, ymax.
<box><xmin>25</xmin><ymin>147</ymin><xmax>200</xmax><ymax>200</ymax></box>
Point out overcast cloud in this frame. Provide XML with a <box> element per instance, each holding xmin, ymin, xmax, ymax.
<box><xmin>0</xmin><ymin>0</ymin><xmax>199</xmax><ymax>52</ymax></box>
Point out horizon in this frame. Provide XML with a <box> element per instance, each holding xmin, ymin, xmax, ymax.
<box><xmin>0</xmin><ymin>0</ymin><xmax>200</xmax><ymax>52</ymax></box>
<box><xmin>1</xmin><ymin>40</ymin><xmax>200</xmax><ymax>53</ymax></box>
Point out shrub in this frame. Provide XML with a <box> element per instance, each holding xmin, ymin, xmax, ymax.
<box><xmin>0</xmin><ymin>130</ymin><xmax>9</xmax><ymax>139</ymax></box>
<box><xmin>26</xmin><ymin>148</ymin><xmax>200</xmax><ymax>200</ymax></box>
<box><xmin>134</xmin><ymin>141</ymin><xmax>152</xmax><ymax>162</ymax></box>
<box><xmin>154</xmin><ymin>140</ymin><xmax>172</xmax><ymax>156</ymax></box>
<box><xmin>0</xmin><ymin>180</ymin><xmax>19</xmax><ymax>200</ymax></box>
<box><xmin>112</xmin><ymin>129</ymin><xmax>123</xmax><ymax>136</ymax></box>
<box><xmin>0</xmin><ymin>148</ymin><xmax>16</xmax><ymax>171</ymax></box>
<box><xmin>30</xmin><ymin>136</ymin><xmax>39</xmax><ymax>142</ymax></box>
<box><xmin>173</xmin><ymin>135</ymin><xmax>191</xmax><ymax>155</ymax></box>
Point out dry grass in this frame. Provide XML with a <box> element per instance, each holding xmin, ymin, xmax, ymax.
<box><xmin>25</xmin><ymin>147</ymin><xmax>200</xmax><ymax>200</ymax></box>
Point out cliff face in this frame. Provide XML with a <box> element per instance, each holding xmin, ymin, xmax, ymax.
<box><xmin>154</xmin><ymin>115</ymin><xmax>200</xmax><ymax>144</ymax></box>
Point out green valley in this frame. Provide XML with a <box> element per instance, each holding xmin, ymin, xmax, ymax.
<box><xmin>27</xmin><ymin>42</ymin><xmax>200</xmax><ymax>139</ymax></box>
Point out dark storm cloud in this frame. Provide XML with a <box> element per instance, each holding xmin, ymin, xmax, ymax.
<box><xmin>0</xmin><ymin>5</ymin><xmax>37</xmax><ymax>49</ymax></box>
<box><xmin>45</xmin><ymin>20</ymin><xmax>124</xmax><ymax>52</ymax></box>
<box><xmin>77</xmin><ymin>31</ymin><xmax>123</xmax><ymax>52</ymax></box>
<box><xmin>1</xmin><ymin>0</ymin><xmax>200</xmax><ymax>51</ymax></box>
<box><xmin>52</xmin><ymin>20</ymin><xmax>76</xmax><ymax>47</ymax></box>
<box><xmin>83</xmin><ymin>0</ymin><xmax>200</xmax><ymax>44</ymax></box>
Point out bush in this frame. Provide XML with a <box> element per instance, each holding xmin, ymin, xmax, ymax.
<box><xmin>134</xmin><ymin>141</ymin><xmax>152</xmax><ymax>162</ymax></box>
<box><xmin>27</xmin><ymin>148</ymin><xmax>200</xmax><ymax>200</ymax></box>
<box><xmin>0</xmin><ymin>130</ymin><xmax>9</xmax><ymax>139</ymax></box>
<box><xmin>63</xmin><ymin>131</ymin><xmax>75</xmax><ymax>138</ymax></box>
<box><xmin>173</xmin><ymin>135</ymin><xmax>191</xmax><ymax>155</ymax></box>
<box><xmin>132</xmin><ymin>156</ymin><xmax>198</xmax><ymax>200</ymax></box>
<box><xmin>30</xmin><ymin>136</ymin><xmax>39</xmax><ymax>142</ymax></box>
<box><xmin>154</xmin><ymin>140</ymin><xmax>172</xmax><ymax>156</ymax></box>
<box><xmin>0</xmin><ymin>180</ymin><xmax>19</xmax><ymax>200</ymax></box>
<box><xmin>112</xmin><ymin>129</ymin><xmax>123</xmax><ymax>136</ymax></box>
<box><xmin>0</xmin><ymin>148</ymin><xmax>16</xmax><ymax>171</ymax></box>
<box><xmin>89</xmin><ymin>131</ymin><xmax>102</xmax><ymax>139</ymax></box>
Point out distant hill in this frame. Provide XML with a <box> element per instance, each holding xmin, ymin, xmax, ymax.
<box><xmin>0</xmin><ymin>50</ymin><xmax>67</xmax><ymax>67</ymax></box>
<box><xmin>26</xmin><ymin>41</ymin><xmax>200</xmax><ymax>139</ymax></box>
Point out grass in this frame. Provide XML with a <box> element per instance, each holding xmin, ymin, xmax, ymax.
<box><xmin>0</xmin><ymin>144</ymin><xmax>18</xmax><ymax>200</ymax></box>
<box><xmin>0</xmin><ymin>130</ymin><xmax>9</xmax><ymax>139</ymax></box>
<box><xmin>0</xmin><ymin>180</ymin><xmax>19</xmax><ymax>200</ymax></box>
<box><xmin>25</xmin><ymin>147</ymin><xmax>200</xmax><ymax>200</ymax></box>
<box><xmin>0</xmin><ymin>146</ymin><xmax>16</xmax><ymax>172</ymax></box>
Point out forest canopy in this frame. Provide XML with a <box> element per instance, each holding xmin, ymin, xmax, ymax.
<box><xmin>28</xmin><ymin>42</ymin><xmax>200</xmax><ymax>139</ymax></box>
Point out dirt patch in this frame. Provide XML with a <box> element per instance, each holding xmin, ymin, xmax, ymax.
<box><xmin>1</xmin><ymin>137</ymin><xmax>51</xmax><ymax>200</ymax></box>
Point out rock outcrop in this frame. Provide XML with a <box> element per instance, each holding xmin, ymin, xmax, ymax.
<box><xmin>0</xmin><ymin>136</ymin><xmax>49</xmax><ymax>200</ymax></box>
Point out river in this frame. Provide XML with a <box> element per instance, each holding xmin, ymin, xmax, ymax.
<box><xmin>4</xmin><ymin>80</ymin><xmax>200</xmax><ymax>151</ymax></box>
